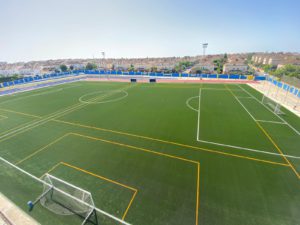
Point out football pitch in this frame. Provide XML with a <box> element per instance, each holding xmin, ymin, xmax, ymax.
<box><xmin>0</xmin><ymin>81</ymin><xmax>300</xmax><ymax>225</ymax></box>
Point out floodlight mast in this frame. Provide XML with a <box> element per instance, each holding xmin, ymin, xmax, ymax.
<box><xmin>101</xmin><ymin>51</ymin><xmax>105</xmax><ymax>59</ymax></box>
<box><xmin>202</xmin><ymin>43</ymin><xmax>208</xmax><ymax>57</ymax></box>
<box><xmin>101</xmin><ymin>51</ymin><xmax>105</xmax><ymax>68</ymax></box>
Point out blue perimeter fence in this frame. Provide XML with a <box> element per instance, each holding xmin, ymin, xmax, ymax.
<box><xmin>266</xmin><ymin>76</ymin><xmax>300</xmax><ymax>99</ymax></box>
<box><xmin>0</xmin><ymin>70</ymin><xmax>266</xmax><ymax>89</ymax></box>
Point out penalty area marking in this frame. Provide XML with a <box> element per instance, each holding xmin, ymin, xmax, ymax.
<box><xmin>41</xmin><ymin>161</ymin><xmax>138</xmax><ymax>221</ymax></box>
<box><xmin>255</xmin><ymin>120</ymin><xmax>287</xmax><ymax>125</ymax></box>
<box><xmin>185</xmin><ymin>89</ymin><xmax>300</xmax><ymax>160</ymax></box>
<box><xmin>79</xmin><ymin>90</ymin><xmax>128</xmax><ymax>104</ymax></box>
<box><xmin>197</xmin><ymin>138</ymin><xmax>300</xmax><ymax>159</ymax></box>
<box><xmin>16</xmin><ymin>132</ymin><xmax>200</xmax><ymax>225</ymax></box>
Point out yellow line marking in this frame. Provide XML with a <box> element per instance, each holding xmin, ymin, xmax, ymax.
<box><xmin>72</xmin><ymin>132</ymin><xmax>199</xmax><ymax>164</ymax></box>
<box><xmin>39</xmin><ymin>162</ymin><xmax>62</xmax><ymax>179</ymax></box>
<box><xmin>226</xmin><ymin>84</ymin><xmax>300</xmax><ymax>179</ymax></box>
<box><xmin>61</xmin><ymin>162</ymin><xmax>138</xmax><ymax>220</ymax></box>
<box><xmin>39</xmin><ymin>161</ymin><xmax>138</xmax><ymax>220</ymax></box>
<box><xmin>196</xmin><ymin>163</ymin><xmax>200</xmax><ymax>225</ymax></box>
<box><xmin>0</xmin><ymin>108</ymin><xmax>41</xmax><ymax>118</ymax></box>
<box><xmin>72</xmin><ymin>133</ymin><xmax>200</xmax><ymax>223</ymax></box>
<box><xmin>0</xmin><ymin>118</ymin><xmax>40</xmax><ymax>137</ymax></box>
<box><xmin>122</xmin><ymin>190</ymin><xmax>138</xmax><ymax>220</ymax></box>
<box><xmin>54</xmin><ymin>120</ymin><xmax>289</xmax><ymax>167</ymax></box>
<box><xmin>15</xmin><ymin>133</ymin><xmax>70</xmax><ymax>165</ymax></box>
<box><xmin>17</xmin><ymin>132</ymin><xmax>200</xmax><ymax>224</ymax></box>
<box><xmin>0</xmin><ymin>84</ymin><xmax>135</xmax><ymax>145</ymax></box>
<box><xmin>66</xmin><ymin>133</ymin><xmax>200</xmax><ymax>224</ymax></box>
<box><xmin>0</xmin><ymin>107</ymin><xmax>290</xmax><ymax>167</ymax></box>
<box><xmin>256</xmin><ymin>122</ymin><xmax>300</xmax><ymax>179</ymax></box>
<box><xmin>61</xmin><ymin>162</ymin><xmax>137</xmax><ymax>192</ymax></box>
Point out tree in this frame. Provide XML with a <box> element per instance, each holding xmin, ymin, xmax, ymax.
<box><xmin>273</xmin><ymin>64</ymin><xmax>300</xmax><ymax>78</ymax></box>
<box><xmin>0</xmin><ymin>74</ymin><xmax>21</xmax><ymax>83</ymax></box>
<box><xmin>173</xmin><ymin>61</ymin><xmax>195</xmax><ymax>73</ymax></box>
<box><xmin>262</xmin><ymin>64</ymin><xmax>274</xmax><ymax>73</ymax></box>
<box><xmin>150</xmin><ymin>66</ymin><xmax>157</xmax><ymax>72</ymax></box>
<box><xmin>128</xmin><ymin>64</ymin><xmax>134</xmax><ymax>72</ymax></box>
<box><xmin>85</xmin><ymin>63</ymin><xmax>97</xmax><ymax>70</ymax></box>
<box><xmin>224</xmin><ymin>53</ymin><xmax>228</xmax><ymax>62</ymax></box>
<box><xmin>213</xmin><ymin>59</ymin><xmax>224</xmax><ymax>73</ymax></box>
<box><xmin>60</xmin><ymin>64</ymin><xmax>68</xmax><ymax>72</ymax></box>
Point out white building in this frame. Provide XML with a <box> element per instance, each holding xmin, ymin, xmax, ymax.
<box><xmin>0</xmin><ymin>70</ymin><xmax>18</xmax><ymax>76</ymax></box>
<box><xmin>71</xmin><ymin>64</ymin><xmax>85</xmax><ymax>70</ymax></box>
<box><xmin>194</xmin><ymin>63</ymin><xmax>215</xmax><ymax>73</ymax></box>
<box><xmin>223</xmin><ymin>63</ymin><xmax>248</xmax><ymax>73</ymax></box>
<box><xmin>262</xmin><ymin>57</ymin><xmax>269</xmax><ymax>65</ymax></box>
<box><xmin>268</xmin><ymin>58</ymin><xmax>282</xmax><ymax>66</ymax></box>
<box><xmin>19</xmin><ymin>69</ymin><xmax>41</xmax><ymax>76</ymax></box>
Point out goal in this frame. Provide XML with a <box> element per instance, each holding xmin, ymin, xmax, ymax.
<box><xmin>261</xmin><ymin>94</ymin><xmax>284</xmax><ymax>115</ymax></box>
<box><xmin>0</xmin><ymin>156</ymin><xmax>131</xmax><ymax>225</ymax></box>
<box><xmin>31</xmin><ymin>174</ymin><xmax>98</xmax><ymax>225</ymax></box>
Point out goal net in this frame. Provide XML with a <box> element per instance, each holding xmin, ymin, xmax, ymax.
<box><xmin>261</xmin><ymin>94</ymin><xmax>284</xmax><ymax>115</ymax></box>
<box><xmin>0</xmin><ymin>157</ymin><xmax>131</xmax><ymax>225</ymax></box>
<box><xmin>38</xmin><ymin>174</ymin><xmax>98</xmax><ymax>225</ymax></box>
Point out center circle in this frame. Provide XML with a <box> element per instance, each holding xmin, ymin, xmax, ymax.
<box><xmin>79</xmin><ymin>90</ymin><xmax>128</xmax><ymax>104</ymax></box>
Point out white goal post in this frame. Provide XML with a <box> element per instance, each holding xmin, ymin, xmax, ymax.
<box><xmin>32</xmin><ymin>173</ymin><xmax>98</xmax><ymax>225</ymax></box>
<box><xmin>261</xmin><ymin>94</ymin><xmax>284</xmax><ymax>115</ymax></box>
<box><xmin>0</xmin><ymin>157</ymin><xmax>131</xmax><ymax>225</ymax></box>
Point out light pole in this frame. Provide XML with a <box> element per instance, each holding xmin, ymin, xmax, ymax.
<box><xmin>202</xmin><ymin>43</ymin><xmax>208</xmax><ymax>57</ymax></box>
<box><xmin>101</xmin><ymin>51</ymin><xmax>105</xmax><ymax>69</ymax></box>
<box><xmin>101</xmin><ymin>51</ymin><xmax>105</xmax><ymax>59</ymax></box>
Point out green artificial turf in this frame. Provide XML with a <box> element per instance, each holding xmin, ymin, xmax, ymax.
<box><xmin>0</xmin><ymin>81</ymin><xmax>299</xmax><ymax>225</ymax></box>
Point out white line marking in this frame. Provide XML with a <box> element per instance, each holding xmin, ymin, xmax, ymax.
<box><xmin>0</xmin><ymin>85</ymin><xmax>135</xmax><ymax>142</ymax></box>
<box><xmin>239</xmin><ymin>84</ymin><xmax>300</xmax><ymax>135</ymax></box>
<box><xmin>189</xmin><ymin>85</ymin><xmax>300</xmax><ymax>159</ymax></box>
<box><xmin>0</xmin><ymin>157</ymin><xmax>131</xmax><ymax>225</ymax></box>
<box><xmin>79</xmin><ymin>90</ymin><xmax>128</xmax><ymax>104</ymax></box>
<box><xmin>233</xmin><ymin>94</ymin><xmax>257</xmax><ymax>121</ymax></box>
<box><xmin>0</xmin><ymin>115</ymin><xmax>8</xmax><ymax>121</ymax></box>
<box><xmin>197</xmin><ymin>139</ymin><xmax>300</xmax><ymax>159</ymax></box>
<box><xmin>196</xmin><ymin>88</ymin><xmax>202</xmax><ymax>140</ymax></box>
<box><xmin>185</xmin><ymin>96</ymin><xmax>199</xmax><ymax>112</ymax></box>
<box><xmin>236</xmin><ymin>96</ymin><xmax>254</xmax><ymax>99</ymax></box>
<box><xmin>200</xmin><ymin>88</ymin><xmax>244</xmax><ymax>91</ymax></box>
<box><xmin>0</xmin><ymin>88</ymin><xmax>63</xmax><ymax>105</ymax></box>
<box><xmin>255</xmin><ymin>120</ymin><xmax>287</xmax><ymax>124</ymax></box>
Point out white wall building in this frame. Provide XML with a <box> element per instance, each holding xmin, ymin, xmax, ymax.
<box><xmin>223</xmin><ymin>64</ymin><xmax>248</xmax><ymax>73</ymax></box>
<box><xmin>268</xmin><ymin>58</ymin><xmax>282</xmax><ymax>66</ymax></box>
<box><xmin>194</xmin><ymin>63</ymin><xmax>215</xmax><ymax>73</ymax></box>
<box><xmin>0</xmin><ymin>70</ymin><xmax>18</xmax><ymax>76</ymax></box>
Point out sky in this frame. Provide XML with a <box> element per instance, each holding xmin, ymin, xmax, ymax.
<box><xmin>0</xmin><ymin>0</ymin><xmax>300</xmax><ymax>63</ymax></box>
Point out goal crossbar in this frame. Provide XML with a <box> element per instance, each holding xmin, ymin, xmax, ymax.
<box><xmin>0</xmin><ymin>157</ymin><xmax>131</xmax><ymax>225</ymax></box>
